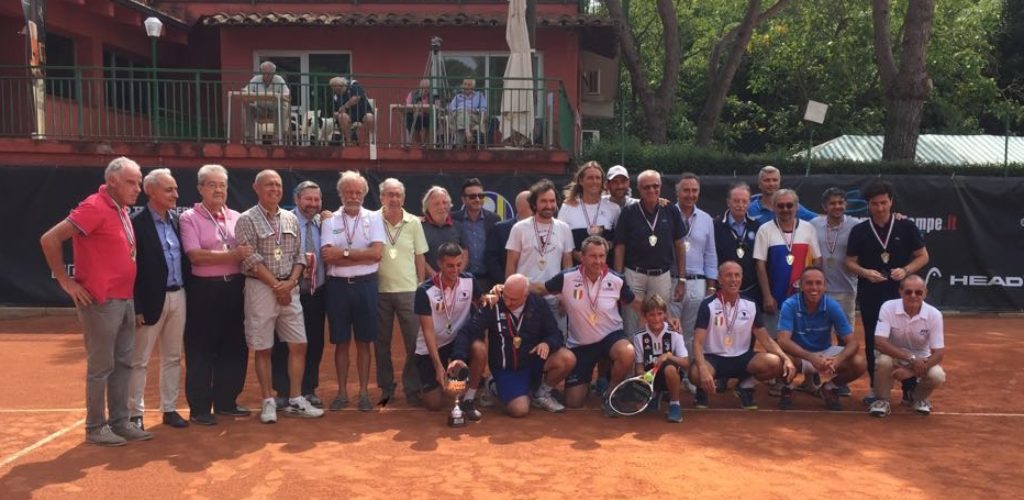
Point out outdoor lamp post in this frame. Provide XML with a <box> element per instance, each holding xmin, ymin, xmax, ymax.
<box><xmin>144</xmin><ymin>16</ymin><xmax>163</xmax><ymax>139</ymax></box>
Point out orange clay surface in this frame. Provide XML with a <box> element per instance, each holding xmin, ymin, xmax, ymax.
<box><xmin>0</xmin><ymin>314</ymin><xmax>1022</xmax><ymax>499</ymax></box>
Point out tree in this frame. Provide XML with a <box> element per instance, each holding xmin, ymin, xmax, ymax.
<box><xmin>605</xmin><ymin>0</ymin><xmax>681</xmax><ymax>144</ymax></box>
<box><xmin>872</xmin><ymin>0</ymin><xmax>936</xmax><ymax>161</ymax></box>
<box><xmin>695</xmin><ymin>0</ymin><xmax>792</xmax><ymax>146</ymax></box>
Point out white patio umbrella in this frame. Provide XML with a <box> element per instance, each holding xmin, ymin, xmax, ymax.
<box><xmin>500</xmin><ymin>0</ymin><xmax>535</xmax><ymax>143</ymax></box>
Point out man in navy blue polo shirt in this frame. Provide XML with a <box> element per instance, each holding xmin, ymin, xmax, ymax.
<box><xmin>747</xmin><ymin>165</ymin><xmax>817</xmax><ymax>225</ymax></box>
<box><xmin>776</xmin><ymin>267</ymin><xmax>866</xmax><ymax>411</ymax></box>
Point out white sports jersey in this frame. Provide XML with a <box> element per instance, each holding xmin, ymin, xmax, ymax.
<box><xmin>414</xmin><ymin>273</ymin><xmax>480</xmax><ymax>355</ymax></box>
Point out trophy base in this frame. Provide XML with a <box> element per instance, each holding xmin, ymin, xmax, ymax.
<box><xmin>447</xmin><ymin>415</ymin><xmax>466</xmax><ymax>427</ymax></box>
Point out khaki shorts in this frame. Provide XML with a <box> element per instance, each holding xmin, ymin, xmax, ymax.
<box><xmin>243</xmin><ymin>278</ymin><xmax>306</xmax><ymax>350</ymax></box>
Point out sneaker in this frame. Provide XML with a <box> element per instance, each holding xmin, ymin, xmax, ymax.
<box><xmin>260</xmin><ymin>399</ymin><xmax>278</xmax><ymax>424</ymax></box>
<box><xmin>693</xmin><ymin>388</ymin><xmax>710</xmax><ymax>409</ymax></box>
<box><xmin>836</xmin><ymin>384</ymin><xmax>852</xmax><ymax>397</ymax></box>
<box><xmin>868</xmin><ymin>399</ymin><xmax>891</xmax><ymax>418</ymax></box>
<box><xmin>682</xmin><ymin>379</ymin><xmax>698</xmax><ymax>394</ymax></box>
<box><xmin>304</xmin><ymin>394</ymin><xmax>324</xmax><ymax>409</ymax></box>
<box><xmin>358</xmin><ymin>393</ymin><xmax>373</xmax><ymax>412</ymax></box>
<box><xmin>284</xmin><ymin>396</ymin><xmax>325</xmax><ymax>419</ymax></box>
<box><xmin>129</xmin><ymin>416</ymin><xmax>144</xmax><ymax>431</ymax></box>
<box><xmin>666</xmin><ymin>403</ymin><xmax>683</xmax><ymax>423</ymax></box>
<box><xmin>274</xmin><ymin>396</ymin><xmax>289</xmax><ymax>410</ymax></box>
<box><xmin>796</xmin><ymin>374</ymin><xmax>820</xmax><ymax>394</ymax></box>
<box><xmin>778</xmin><ymin>386</ymin><xmax>794</xmax><ymax>411</ymax></box>
<box><xmin>459</xmin><ymin>398</ymin><xmax>482</xmax><ymax>421</ymax></box>
<box><xmin>862</xmin><ymin>389</ymin><xmax>877</xmax><ymax>406</ymax></box>
<box><xmin>531</xmin><ymin>393</ymin><xmax>566</xmax><ymax>413</ymax></box>
<box><xmin>735</xmin><ymin>387</ymin><xmax>758</xmax><ymax>411</ymax></box>
<box><xmin>593</xmin><ymin>377</ymin><xmax>609</xmax><ymax>396</ymax></box>
<box><xmin>821</xmin><ymin>387</ymin><xmax>843</xmax><ymax>411</ymax></box>
<box><xmin>600</xmin><ymin>396</ymin><xmax>618</xmax><ymax>418</ymax></box>
<box><xmin>714</xmin><ymin>378</ymin><xmax>728</xmax><ymax>393</ymax></box>
<box><xmin>477</xmin><ymin>378</ymin><xmax>496</xmax><ymax>408</ymax></box>
<box><xmin>111</xmin><ymin>423</ymin><xmax>154</xmax><ymax>442</ymax></box>
<box><xmin>767</xmin><ymin>379</ymin><xmax>783</xmax><ymax>397</ymax></box>
<box><xmin>913</xmin><ymin>399</ymin><xmax>932</xmax><ymax>415</ymax></box>
<box><xmin>86</xmin><ymin>425</ymin><xmax>127</xmax><ymax>447</ymax></box>
<box><xmin>329</xmin><ymin>394</ymin><xmax>348</xmax><ymax>411</ymax></box>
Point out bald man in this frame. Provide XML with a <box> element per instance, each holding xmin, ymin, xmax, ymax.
<box><xmin>456</xmin><ymin>275</ymin><xmax>575</xmax><ymax>416</ymax></box>
<box><xmin>486</xmin><ymin>190</ymin><xmax>532</xmax><ymax>284</ymax></box>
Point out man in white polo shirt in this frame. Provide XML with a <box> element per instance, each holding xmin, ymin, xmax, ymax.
<box><xmin>321</xmin><ymin>170</ymin><xmax>386</xmax><ymax>412</ymax></box>
<box><xmin>869</xmin><ymin>275</ymin><xmax>946</xmax><ymax>418</ymax></box>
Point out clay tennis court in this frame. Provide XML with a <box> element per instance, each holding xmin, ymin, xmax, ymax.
<box><xmin>0</xmin><ymin>314</ymin><xmax>1021</xmax><ymax>498</ymax></box>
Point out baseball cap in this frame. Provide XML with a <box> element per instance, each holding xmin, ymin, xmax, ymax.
<box><xmin>606</xmin><ymin>165</ymin><xmax>628</xmax><ymax>180</ymax></box>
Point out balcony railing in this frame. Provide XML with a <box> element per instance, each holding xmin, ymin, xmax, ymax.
<box><xmin>0</xmin><ymin>66</ymin><xmax>577</xmax><ymax>153</ymax></box>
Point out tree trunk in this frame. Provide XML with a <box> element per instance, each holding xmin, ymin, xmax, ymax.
<box><xmin>882</xmin><ymin>96</ymin><xmax>925</xmax><ymax>160</ymax></box>
<box><xmin>695</xmin><ymin>0</ymin><xmax>791</xmax><ymax>147</ymax></box>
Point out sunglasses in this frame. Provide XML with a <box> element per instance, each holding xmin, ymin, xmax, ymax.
<box><xmin>776</xmin><ymin>203</ymin><xmax>795</xmax><ymax>209</ymax></box>
<box><xmin>464</xmin><ymin>193</ymin><xmax>486</xmax><ymax>200</ymax></box>
<box><xmin>902</xmin><ymin>289</ymin><xmax>925</xmax><ymax>297</ymax></box>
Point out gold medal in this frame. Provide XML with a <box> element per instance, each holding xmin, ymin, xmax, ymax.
<box><xmin>274</xmin><ymin>246</ymin><xmax>283</xmax><ymax>261</ymax></box>
<box><xmin>648</xmin><ymin>234</ymin><xmax>658</xmax><ymax>247</ymax></box>
<box><xmin>724</xmin><ymin>336</ymin><xmax>734</xmax><ymax>347</ymax></box>
<box><xmin>538</xmin><ymin>259</ymin><xmax>546</xmax><ymax>267</ymax></box>
<box><xmin>881</xmin><ymin>251</ymin><xmax>890</xmax><ymax>264</ymax></box>
<box><xmin>389</xmin><ymin>248</ymin><xmax>398</xmax><ymax>260</ymax></box>
<box><xmin>588</xmin><ymin>225</ymin><xmax>603</xmax><ymax>235</ymax></box>
<box><xmin>785</xmin><ymin>253</ymin><xmax>794</xmax><ymax>266</ymax></box>
<box><xmin>736</xmin><ymin>247</ymin><xmax>745</xmax><ymax>259</ymax></box>
<box><xmin>588</xmin><ymin>312</ymin><xmax>597</xmax><ymax>325</ymax></box>
<box><xmin>513</xmin><ymin>337</ymin><xmax>522</xmax><ymax>349</ymax></box>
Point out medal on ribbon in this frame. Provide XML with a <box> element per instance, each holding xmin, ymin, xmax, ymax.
<box><xmin>642</xmin><ymin>206</ymin><xmax>661</xmax><ymax>247</ymax></box>
<box><xmin>869</xmin><ymin>215</ymin><xmax>896</xmax><ymax>265</ymax></box>
<box><xmin>382</xmin><ymin>215</ymin><xmax>405</xmax><ymax>261</ymax></box>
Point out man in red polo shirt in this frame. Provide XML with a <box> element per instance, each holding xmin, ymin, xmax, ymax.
<box><xmin>40</xmin><ymin>157</ymin><xmax>153</xmax><ymax>447</ymax></box>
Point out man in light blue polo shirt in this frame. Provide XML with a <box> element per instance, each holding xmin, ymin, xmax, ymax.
<box><xmin>776</xmin><ymin>266</ymin><xmax>866</xmax><ymax>411</ymax></box>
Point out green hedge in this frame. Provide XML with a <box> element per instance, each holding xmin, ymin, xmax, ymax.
<box><xmin>580</xmin><ymin>139</ymin><xmax>1024</xmax><ymax>177</ymax></box>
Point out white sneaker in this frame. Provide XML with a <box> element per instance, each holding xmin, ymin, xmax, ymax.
<box><xmin>531</xmin><ymin>392</ymin><xmax>566</xmax><ymax>413</ymax></box>
<box><xmin>260</xmin><ymin>398</ymin><xmax>278</xmax><ymax>424</ymax></box>
<box><xmin>683</xmin><ymin>379</ymin><xmax>698</xmax><ymax>394</ymax></box>
<box><xmin>868</xmin><ymin>399</ymin><xmax>891</xmax><ymax>418</ymax></box>
<box><xmin>284</xmin><ymin>396</ymin><xmax>325</xmax><ymax>419</ymax></box>
<box><xmin>913</xmin><ymin>399</ymin><xmax>932</xmax><ymax>415</ymax></box>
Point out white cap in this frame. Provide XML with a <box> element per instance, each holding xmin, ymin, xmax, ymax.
<box><xmin>606</xmin><ymin>165</ymin><xmax>628</xmax><ymax>180</ymax></box>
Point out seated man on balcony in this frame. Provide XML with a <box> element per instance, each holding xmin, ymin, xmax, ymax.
<box><xmin>329</xmin><ymin>77</ymin><xmax>375</xmax><ymax>146</ymax></box>
<box><xmin>447</xmin><ymin>78</ymin><xmax>487</xmax><ymax>146</ymax></box>
<box><xmin>405</xmin><ymin>79</ymin><xmax>438</xmax><ymax>146</ymax></box>
<box><xmin>243</xmin><ymin>61</ymin><xmax>291</xmax><ymax>143</ymax></box>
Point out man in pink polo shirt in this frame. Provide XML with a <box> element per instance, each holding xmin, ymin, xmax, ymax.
<box><xmin>40</xmin><ymin>157</ymin><xmax>153</xmax><ymax>447</ymax></box>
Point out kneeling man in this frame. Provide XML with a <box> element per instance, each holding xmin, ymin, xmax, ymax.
<box><xmin>690</xmin><ymin>261</ymin><xmax>795</xmax><ymax>410</ymax></box>
<box><xmin>777</xmin><ymin>267</ymin><xmax>866</xmax><ymax>411</ymax></box>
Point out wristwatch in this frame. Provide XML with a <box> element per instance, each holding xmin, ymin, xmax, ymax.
<box><xmin>343</xmin><ymin>248</ymin><xmax>351</xmax><ymax>258</ymax></box>
<box><xmin>678</xmin><ymin>277</ymin><xmax>687</xmax><ymax>283</ymax></box>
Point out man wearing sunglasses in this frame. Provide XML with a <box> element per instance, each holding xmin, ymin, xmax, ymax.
<box><xmin>868</xmin><ymin>275</ymin><xmax>945</xmax><ymax>417</ymax></box>
<box><xmin>452</xmin><ymin>178</ymin><xmax>500</xmax><ymax>293</ymax></box>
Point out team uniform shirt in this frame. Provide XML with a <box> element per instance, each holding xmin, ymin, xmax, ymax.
<box><xmin>811</xmin><ymin>215</ymin><xmax>860</xmax><ymax>293</ymax></box>
<box><xmin>180</xmin><ymin>203</ymin><xmax>243</xmax><ymax>277</ymax></box>
<box><xmin>846</xmin><ymin>217</ymin><xmax>926</xmax><ymax>297</ymax></box>
<box><xmin>557</xmin><ymin>199</ymin><xmax>621</xmax><ymax>252</ymax></box>
<box><xmin>505</xmin><ymin>216</ymin><xmax>574</xmax><ymax>284</ymax></box>
<box><xmin>876</xmin><ymin>299</ymin><xmax>945</xmax><ymax>359</ymax></box>
<box><xmin>695</xmin><ymin>295</ymin><xmax>764</xmax><ymax>357</ymax></box>
<box><xmin>777</xmin><ymin>294</ymin><xmax>854</xmax><ymax>352</ymax></box>
<box><xmin>414</xmin><ymin>273</ymin><xmax>482</xmax><ymax>355</ymax></box>
<box><xmin>679</xmin><ymin>206</ymin><xmax>718</xmax><ymax>279</ymax></box>
<box><xmin>66</xmin><ymin>185</ymin><xmax>137</xmax><ymax>303</ymax></box>
<box><xmin>321</xmin><ymin>207</ymin><xmax>386</xmax><ymax>277</ymax></box>
<box><xmin>753</xmin><ymin>219</ymin><xmax>821</xmax><ymax>305</ymax></box>
<box><xmin>714</xmin><ymin>212</ymin><xmax>761</xmax><ymax>295</ymax></box>
<box><xmin>456</xmin><ymin>294</ymin><xmax>564</xmax><ymax>371</ymax></box>
<box><xmin>632</xmin><ymin>324</ymin><xmax>688</xmax><ymax>371</ymax></box>
<box><xmin>545</xmin><ymin>267</ymin><xmax>635</xmax><ymax>347</ymax></box>
<box><xmin>614</xmin><ymin>202</ymin><xmax>685</xmax><ymax>271</ymax></box>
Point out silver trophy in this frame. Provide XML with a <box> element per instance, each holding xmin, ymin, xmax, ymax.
<box><xmin>446</xmin><ymin>364</ymin><xmax>469</xmax><ymax>428</ymax></box>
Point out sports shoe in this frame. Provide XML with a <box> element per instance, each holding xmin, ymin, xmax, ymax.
<box><xmin>86</xmin><ymin>425</ymin><xmax>127</xmax><ymax>447</ymax></box>
<box><xmin>274</xmin><ymin>396</ymin><xmax>289</xmax><ymax>410</ymax></box>
<box><xmin>477</xmin><ymin>378</ymin><xmax>496</xmax><ymax>408</ymax></box>
<box><xmin>714</xmin><ymin>378</ymin><xmax>728</xmax><ymax>393</ymax></box>
<box><xmin>260</xmin><ymin>399</ymin><xmax>278</xmax><ymax>424</ymax></box>
<box><xmin>836</xmin><ymin>384</ymin><xmax>852</xmax><ymax>397</ymax></box>
<box><xmin>284</xmin><ymin>396</ymin><xmax>325</xmax><ymax>419</ymax></box>
<box><xmin>329</xmin><ymin>394</ymin><xmax>348</xmax><ymax>411</ymax></box>
<box><xmin>683</xmin><ymin>379</ymin><xmax>698</xmax><ymax>394</ymax></box>
<box><xmin>111</xmin><ymin>423</ymin><xmax>154</xmax><ymax>442</ymax></box>
<box><xmin>129</xmin><ymin>416</ymin><xmax>144</xmax><ymax>431</ymax></box>
<box><xmin>693</xmin><ymin>388</ymin><xmax>710</xmax><ymax>409</ymax></box>
<box><xmin>357</xmin><ymin>394</ymin><xmax>373</xmax><ymax>412</ymax></box>
<box><xmin>593</xmin><ymin>377</ymin><xmax>610</xmax><ymax>396</ymax></box>
<box><xmin>600</xmin><ymin>396</ymin><xmax>618</xmax><ymax>418</ymax></box>
<box><xmin>735</xmin><ymin>387</ymin><xmax>758</xmax><ymax>410</ymax></box>
<box><xmin>913</xmin><ymin>399</ymin><xmax>932</xmax><ymax>415</ymax></box>
<box><xmin>869</xmin><ymin>399</ymin><xmax>891</xmax><ymax>418</ymax></box>
<box><xmin>821</xmin><ymin>387</ymin><xmax>843</xmax><ymax>411</ymax></box>
<box><xmin>862</xmin><ymin>389</ymin><xmax>877</xmax><ymax>405</ymax></box>
<box><xmin>460</xmin><ymin>398</ymin><xmax>482</xmax><ymax>421</ymax></box>
<box><xmin>778</xmin><ymin>386</ymin><xmax>794</xmax><ymax>411</ymax></box>
<box><xmin>666</xmin><ymin>403</ymin><xmax>683</xmax><ymax>423</ymax></box>
<box><xmin>531</xmin><ymin>393</ymin><xmax>566</xmax><ymax>413</ymax></box>
<box><xmin>795</xmin><ymin>374</ymin><xmax>820</xmax><ymax>394</ymax></box>
<box><xmin>767</xmin><ymin>379</ymin><xmax>783</xmax><ymax>397</ymax></box>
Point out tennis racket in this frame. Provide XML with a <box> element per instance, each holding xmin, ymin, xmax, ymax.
<box><xmin>607</xmin><ymin>363</ymin><xmax>662</xmax><ymax>416</ymax></box>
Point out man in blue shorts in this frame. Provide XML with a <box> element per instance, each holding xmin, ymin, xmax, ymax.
<box><xmin>776</xmin><ymin>267</ymin><xmax>866</xmax><ymax>411</ymax></box>
<box><xmin>456</xmin><ymin>274</ymin><xmax>575</xmax><ymax>416</ymax></box>
<box><xmin>690</xmin><ymin>261</ymin><xmax>795</xmax><ymax>410</ymax></box>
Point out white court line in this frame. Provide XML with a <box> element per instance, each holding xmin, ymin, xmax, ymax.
<box><xmin>0</xmin><ymin>418</ymin><xmax>85</xmax><ymax>469</ymax></box>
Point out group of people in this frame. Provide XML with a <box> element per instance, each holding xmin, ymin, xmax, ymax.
<box><xmin>40</xmin><ymin>158</ymin><xmax>948</xmax><ymax>447</ymax></box>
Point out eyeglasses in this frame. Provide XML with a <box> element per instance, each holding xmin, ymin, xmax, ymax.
<box><xmin>202</xmin><ymin>182</ymin><xmax>228</xmax><ymax>190</ymax></box>
<box><xmin>464</xmin><ymin>193</ymin><xmax>486</xmax><ymax>200</ymax></box>
<box><xmin>902</xmin><ymin>289</ymin><xmax>925</xmax><ymax>297</ymax></box>
<box><xmin>640</xmin><ymin>184</ymin><xmax>661</xmax><ymax>191</ymax></box>
<box><xmin>776</xmin><ymin>203</ymin><xmax>795</xmax><ymax>209</ymax></box>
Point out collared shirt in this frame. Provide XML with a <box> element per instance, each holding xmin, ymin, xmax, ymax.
<box><xmin>632</xmin><ymin>324</ymin><xmax>688</xmax><ymax>370</ymax></box>
<box><xmin>66</xmin><ymin>185</ymin><xmax>137</xmax><ymax>303</ymax></box>
<box><xmin>378</xmin><ymin>209</ymin><xmax>429</xmax><ymax>293</ymax></box>
<box><xmin>748</xmin><ymin>193</ymin><xmax>817</xmax><ymax>224</ymax></box>
<box><xmin>295</xmin><ymin>208</ymin><xmax>325</xmax><ymax>292</ymax></box>
<box><xmin>180</xmin><ymin>203</ymin><xmax>243</xmax><ymax>277</ymax></box>
<box><xmin>454</xmin><ymin>209</ymin><xmax>489</xmax><ymax>276</ymax></box>
<box><xmin>414</xmin><ymin>273</ymin><xmax>482</xmax><ymax>354</ymax></box>
<box><xmin>679</xmin><ymin>205</ymin><xmax>718</xmax><ymax>279</ymax></box>
<box><xmin>753</xmin><ymin>219</ymin><xmax>821</xmax><ymax>304</ymax></box>
<box><xmin>778</xmin><ymin>293</ymin><xmax>853</xmax><ymax>352</ymax></box>
<box><xmin>614</xmin><ymin>201</ymin><xmax>685</xmax><ymax>271</ymax></box>
<box><xmin>847</xmin><ymin>217</ymin><xmax>926</xmax><ymax>296</ymax></box>
<box><xmin>422</xmin><ymin>217</ymin><xmax>463</xmax><ymax>271</ymax></box>
<box><xmin>321</xmin><ymin>207</ymin><xmax>386</xmax><ymax>278</ymax></box>
<box><xmin>810</xmin><ymin>215</ymin><xmax>860</xmax><ymax>294</ymax></box>
<box><xmin>149</xmin><ymin>205</ymin><xmax>183</xmax><ymax>288</ymax></box>
<box><xmin>448</xmin><ymin>91</ymin><xmax>487</xmax><ymax>112</ymax></box>
<box><xmin>235</xmin><ymin>204</ymin><xmax>304</xmax><ymax>279</ymax></box>
<box><xmin>545</xmin><ymin>267</ymin><xmax>635</xmax><ymax>347</ymax></box>
<box><xmin>876</xmin><ymin>299</ymin><xmax>944</xmax><ymax>358</ymax></box>
<box><xmin>714</xmin><ymin>212</ymin><xmax>761</xmax><ymax>294</ymax></box>
<box><xmin>506</xmin><ymin>217</ymin><xmax>574</xmax><ymax>284</ymax></box>
<box><xmin>695</xmin><ymin>295</ymin><xmax>763</xmax><ymax>357</ymax></box>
